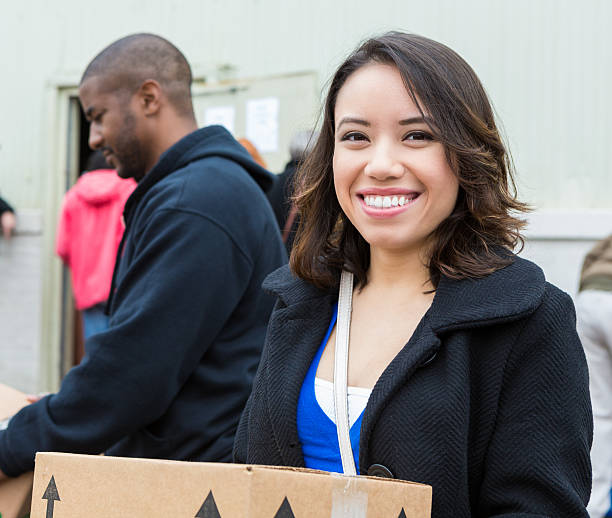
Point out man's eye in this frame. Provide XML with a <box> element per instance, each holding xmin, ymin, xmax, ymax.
<box><xmin>405</xmin><ymin>131</ymin><xmax>433</xmax><ymax>141</ymax></box>
<box><xmin>341</xmin><ymin>132</ymin><xmax>368</xmax><ymax>142</ymax></box>
<box><xmin>89</xmin><ymin>111</ymin><xmax>104</xmax><ymax>123</ymax></box>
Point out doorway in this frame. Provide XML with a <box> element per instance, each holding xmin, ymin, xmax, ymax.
<box><xmin>58</xmin><ymin>97</ymin><xmax>90</xmax><ymax>376</ymax></box>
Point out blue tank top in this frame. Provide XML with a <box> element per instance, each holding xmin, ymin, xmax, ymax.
<box><xmin>296</xmin><ymin>305</ymin><xmax>364</xmax><ymax>474</ymax></box>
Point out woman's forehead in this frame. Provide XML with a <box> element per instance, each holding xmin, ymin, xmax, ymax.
<box><xmin>334</xmin><ymin>64</ymin><xmax>429</xmax><ymax>123</ymax></box>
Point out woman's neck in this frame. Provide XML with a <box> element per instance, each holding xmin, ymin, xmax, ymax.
<box><xmin>365</xmin><ymin>245</ymin><xmax>433</xmax><ymax>296</ymax></box>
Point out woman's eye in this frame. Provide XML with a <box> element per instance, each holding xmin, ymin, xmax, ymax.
<box><xmin>341</xmin><ymin>132</ymin><xmax>368</xmax><ymax>142</ymax></box>
<box><xmin>404</xmin><ymin>131</ymin><xmax>433</xmax><ymax>141</ymax></box>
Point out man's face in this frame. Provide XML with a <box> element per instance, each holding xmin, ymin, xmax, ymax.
<box><xmin>79</xmin><ymin>76</ymin><xmax>147</xmax><ymax>180</ymax></box>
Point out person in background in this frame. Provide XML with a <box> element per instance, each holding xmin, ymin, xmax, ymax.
<box><xmin>238</xmin><ymin>138</ymin><xmax>267</xmax><ymax>169</ymax></box>
<box><xmin>56</xmin><ymin>150</ymin><xmax>136</xmax><ymax>339</ymax></box>
<box><xmin>576</xmin><ymin>235</ymin><xmax>612</xmax><ymax>518</ymax></box>
<box><xmin>267</xmin><ymin>130</ymin><xmax>317</xmax><ymax>253</ymax></box>
<box><xmin>0</xmin><ymin>33</ymin><xmax>285</xmax><ymax>480</ymax></box>
<box><xmin>0</xmin><ymin>195</ymin><xmax>16</xmax><ymax>240</ymax></box>
<box><xmin>234</xmin><ymin>32</ymin><xmax>591</xmax><ymax>517</ymax></box>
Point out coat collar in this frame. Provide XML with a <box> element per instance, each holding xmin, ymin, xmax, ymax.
<box><xmin>428</xmin><ymin>255</ymin><xmax>546</xmax><ymax>333</ymax></box>
<box><xmin>263</xmin><ymin>255</ymin><xmax>546</xmax><ymax>332</ymax></box>
<box><xmin>262</xmin><ymin>265</ymin><xmax>336</xmax><ymax>307</ymax></box>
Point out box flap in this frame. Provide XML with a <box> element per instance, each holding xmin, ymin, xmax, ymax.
<box><xmin>31</xmin><ymin>452</ymin><xmax>431</xmax><ymax>517</ymax></box>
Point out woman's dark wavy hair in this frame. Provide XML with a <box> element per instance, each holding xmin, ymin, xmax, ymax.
<box><xmin>290</xmin><ymin>31</ymin><xmax>529</xmax><ymax>290</ymax></box>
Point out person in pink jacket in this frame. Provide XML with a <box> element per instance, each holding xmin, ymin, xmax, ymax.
<box><xmin>56</xmin><ymin>151</ymin><xmax>136</xmax><ymax>339</ymax></box>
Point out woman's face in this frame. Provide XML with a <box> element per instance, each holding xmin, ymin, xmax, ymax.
<box><xmin>332</xmin><ymin>63</ymin><xmax>459</xmax><ymax>257</ymax></box>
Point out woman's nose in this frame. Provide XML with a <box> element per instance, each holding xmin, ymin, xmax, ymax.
<box><xmin>363</xmin><ymin>144</ymin><xmax>404</xmax><ymax>180</ymax></box>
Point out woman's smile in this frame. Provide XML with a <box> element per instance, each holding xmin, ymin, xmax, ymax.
<box><xmin>357</xmin><ymin>189</ymin><xmax>422</xmax><ymax>218</ymax></box>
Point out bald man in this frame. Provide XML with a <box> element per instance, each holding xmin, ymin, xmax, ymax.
<box><xmin>0</xmin><ymin>34</ymin><xmax>285</xmax><ymax>478</ymax></box>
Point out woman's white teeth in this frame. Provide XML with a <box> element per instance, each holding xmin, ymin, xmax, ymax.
<box><xmin>365</xmin><ymin>195</ymin><xmax>415</xmax><ymax>208</ymax></box>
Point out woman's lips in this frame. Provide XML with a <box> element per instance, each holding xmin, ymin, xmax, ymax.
<box><xmin>362</xmin><ymin>193</ymin><xmax>419</xmax><ymax>209</ymax></box>
<box><xmin>358</xmin><ymin>192</ymin><xmax>421</xmax><ymax>218</ymax></box>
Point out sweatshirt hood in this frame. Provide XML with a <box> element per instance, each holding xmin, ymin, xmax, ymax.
<box><xmin>75</xmin><ymin>169</ymin><xmax>125</xmax><ymax>205</ymax></box>
<box><xmin>124</xmin><ymin>125</ymin><xmax>275</xmax><ymax>223</ymax></box>
<box><xmin>169</xmin><ymin>126</ymin><xmax>274</xmax><ymax>193</ymax></box>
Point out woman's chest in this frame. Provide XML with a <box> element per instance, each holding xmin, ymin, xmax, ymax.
<box><xmin>317</xmin><ymin>304</ymin><xmax>430</xmax><ymax>389</ymax></box>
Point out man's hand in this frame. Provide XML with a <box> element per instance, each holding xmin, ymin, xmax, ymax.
<box><xmin>1</xmin><ymin>210</ymin><xmax>16</xmax><ymax>239</ymax></box>
<box><xmin>26</xmin><ymin>393</ymin><xmax>49</xmax><ymax>404</ymax></box>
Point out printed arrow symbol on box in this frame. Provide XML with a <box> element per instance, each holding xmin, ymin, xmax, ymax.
<box><xmin>42</xmin><ymin>476</ymin><xmax>60</xmax><ymax>518</ymax></box>
<box><xmin>195</xmin><ymin>490</ymin><xmax>222</xmax><ymax>518</ymax></box>
<box><xmin>273</xmin><ymin>497</ymin><xmax>296</xmax><ymax>518</ymax></box>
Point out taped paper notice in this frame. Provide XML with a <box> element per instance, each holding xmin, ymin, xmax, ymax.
<box><xmin>246</xmin><ymin>97</ymin><xmax>279</xmax><ymax>152</ymax></box>
<box><xmin>204</xmin><ymin>106</ymin><xmax>235</xmax><ymax>134</ymax></box>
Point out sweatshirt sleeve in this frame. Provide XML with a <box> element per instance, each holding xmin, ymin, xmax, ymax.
<box><xmin>477</xmin><ymin>286</ymin><xmax>592</xmax><ymax>517</ymax></box>
<box><xmin>0</xmin><ymin>206</ymin><xmax>254</xmax><ymax>476</ymax></box>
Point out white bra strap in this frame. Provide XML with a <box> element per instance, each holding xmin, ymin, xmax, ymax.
<box><xmin>334</xmin><ymin>270</ymin><xmax>357</xmax><ymax>476</ymax></box>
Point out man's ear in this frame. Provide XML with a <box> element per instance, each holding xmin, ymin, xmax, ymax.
<box><xmin>137</xmin><ymin>80</ymin><xmax>163</xmax><ymax>116</ymax></box>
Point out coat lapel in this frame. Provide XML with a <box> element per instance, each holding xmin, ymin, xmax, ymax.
<box><xmin>358</xmin><ymin>314</ymin><xmax>441</xmax><ymax>470</ymax></box>
<box><xmin>265</xmin><ymin>296</ymin><xmax>336</xmax><ymax>467</ymax></box>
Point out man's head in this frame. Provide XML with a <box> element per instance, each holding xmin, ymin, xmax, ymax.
<box><xmin>78</xmin><ymin>34</ymin><xmax>196</xmax><ymax>180</ymax></box>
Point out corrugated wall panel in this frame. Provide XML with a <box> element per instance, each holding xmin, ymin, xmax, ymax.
<box><xmin>0</xmin><ymin>0</ymin><xmax>609</xmax><ymax>210</ymax></box>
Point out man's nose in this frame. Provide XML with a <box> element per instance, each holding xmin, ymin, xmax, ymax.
<box><xmin>363</xmin><ymin>143</ymin><xmax>404</xmax><ymax>180</ymax></box>
<box><xmin>88</xmin><ymin>124</ymin><xmax>103</xmax><ymax>150</ymax></box>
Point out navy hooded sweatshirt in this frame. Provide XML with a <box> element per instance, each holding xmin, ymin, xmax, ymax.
<box><xmin>0</xmin><ymin>125</ymin><xmax>286</xmax><ymax>475</ymax></box>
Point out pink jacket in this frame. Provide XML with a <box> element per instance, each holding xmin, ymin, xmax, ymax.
<box><xmin>56</xmin><ymin>169</ymin><xmax>137</xmax><ymax>310</ymax></box>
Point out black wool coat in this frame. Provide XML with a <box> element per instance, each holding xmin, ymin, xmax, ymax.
<box><xmin>234</xmin><ymin>257</ymin><xmax>592</xmax><ymax>517</ymax></box>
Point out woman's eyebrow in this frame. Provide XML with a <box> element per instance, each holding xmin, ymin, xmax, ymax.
<box><xmin>336</xmin><ymin>117</ymin><xmax>370</xmax><ymax>130</ymax></box>
<box><xmin>336</xmin><ymin>115</ymin><xmax>437</xmax><ymax>130</ymax></box>
<box><xmin>399</xmin><ymin>116</ymin><xmax>435</xmax><ymax>125</ymax></box>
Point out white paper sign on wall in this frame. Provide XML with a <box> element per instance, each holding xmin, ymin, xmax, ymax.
<box><xmin>246</xmin><ymin>97</ymin><xmax>279</xmax><ymax>153</ymax></box>
<box><xmin>204</xmin><ymin>106</ymin><xmax>236</xmax><ymax>135</ymax></box>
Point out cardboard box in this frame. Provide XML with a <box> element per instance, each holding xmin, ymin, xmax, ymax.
<box><xmin>31</xmin><ymin>452</ymin><xmax>431</xmax><ymax>517</ymax></box>
<box><xmin>0</xmin><ymin>383</ymin><xmax>34</xmax><ymax>518</ymax></box>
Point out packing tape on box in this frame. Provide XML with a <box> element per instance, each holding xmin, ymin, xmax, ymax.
<box><xmin>331</xmin><ymin>476</ymin><xmax>368</xmax><ymax>518</ymax></box>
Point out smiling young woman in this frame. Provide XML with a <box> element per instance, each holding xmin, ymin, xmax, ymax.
<box><xmin>234</xmin><ymin>32</ymin><xmax>592</xmax><ymax>518</ymax></box>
